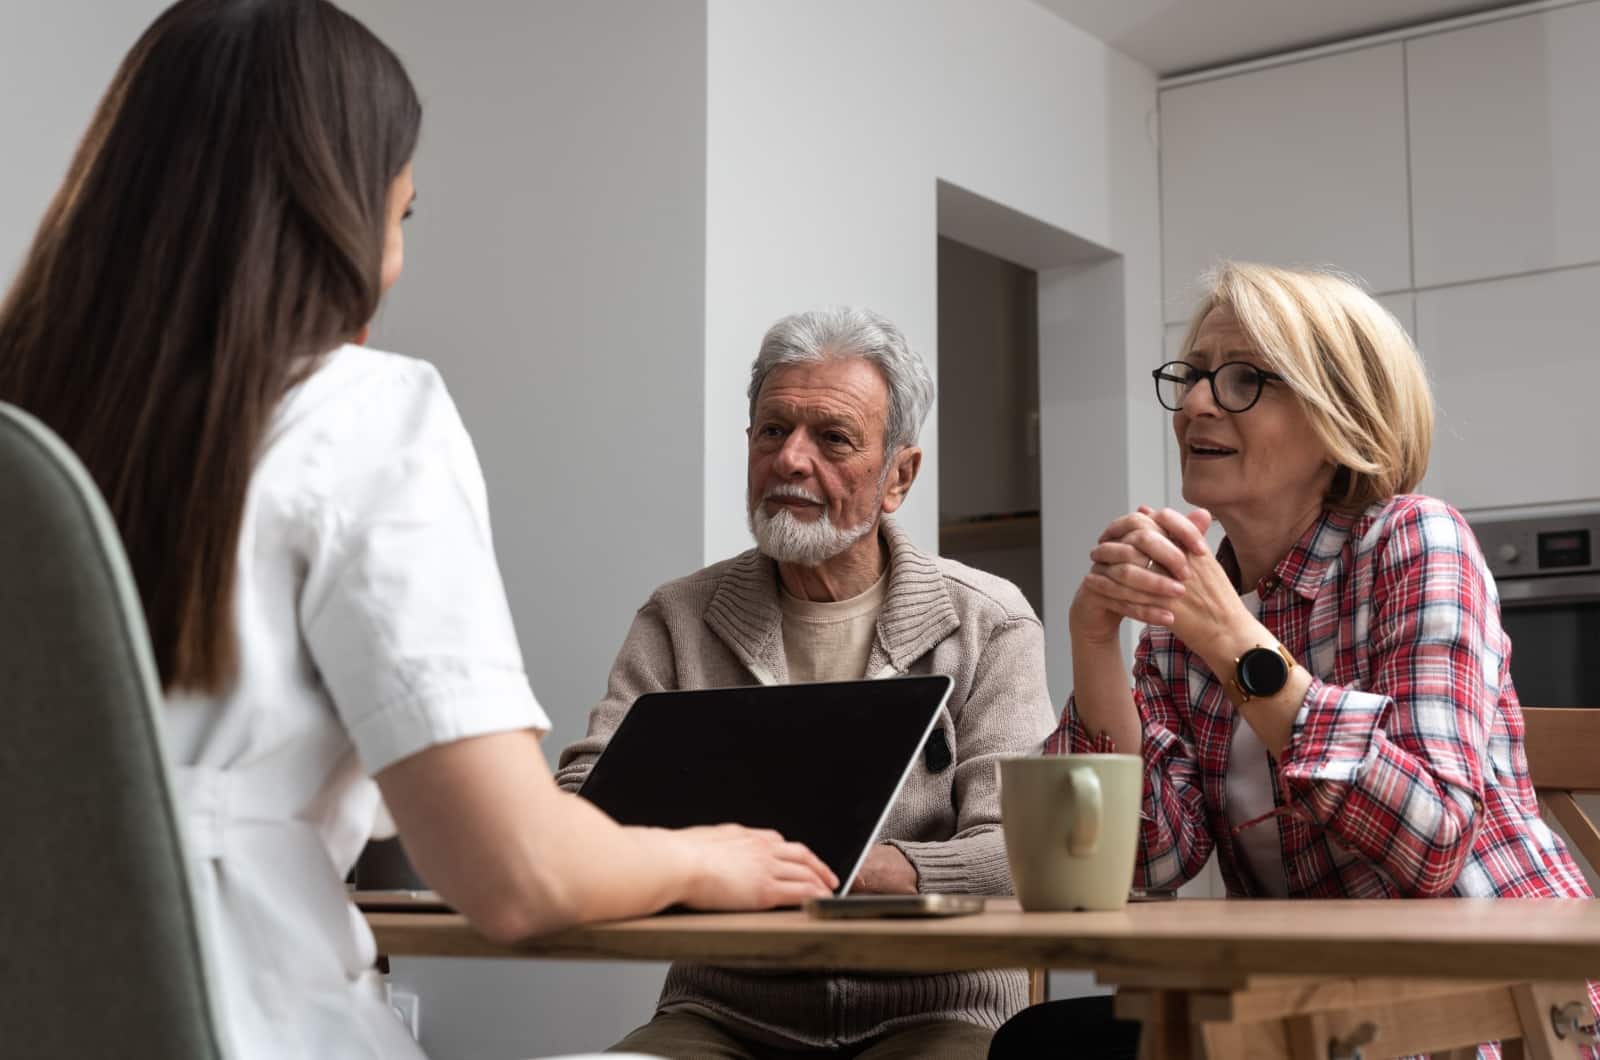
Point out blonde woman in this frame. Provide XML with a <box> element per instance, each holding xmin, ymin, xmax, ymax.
<box><xmin>991</xmin><ymin>263</ymin><xmax>1594</xmax><ymax>1059</ymax></box>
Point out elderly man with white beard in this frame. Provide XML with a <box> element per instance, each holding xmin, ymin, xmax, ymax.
<box><xmin>555</xmin><ymin>306</ymin><xmax>1056</xmax><ymax>1060</ymax></box>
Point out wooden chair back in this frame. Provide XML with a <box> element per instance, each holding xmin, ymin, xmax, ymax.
<box><xmin>1521</xmin><ymin>707</ymin><xmax>1600</xmax><ymax>876</ymax></box>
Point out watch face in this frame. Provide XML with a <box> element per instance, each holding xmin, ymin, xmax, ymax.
<box><xmin>1238</xmin><ymin>646</ymin><xmax>1289</xmax><ymax>697</ymax></box>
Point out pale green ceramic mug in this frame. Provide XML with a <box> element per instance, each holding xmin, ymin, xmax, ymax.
<box><xmin>1000</xmin><ymin>754</ymin><xmax>1143</xmax><ymax>911</ymax></box>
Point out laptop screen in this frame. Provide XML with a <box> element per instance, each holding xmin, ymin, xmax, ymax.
<box><xmin>576</xmin><ymin>675</ymin><xmax>953</xmax><ymax>894</ymax></box>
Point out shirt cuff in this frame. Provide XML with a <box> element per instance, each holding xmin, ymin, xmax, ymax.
<box><xmin>1279</xmin><ymin>677</ymin><xmax>1390</xmax><ymax>786</ymax></box>
<box><xmin>349</xmin><ymin>665</ymin><xmax>551</xmax><ymax>775</ymax></box>
<box><xmin>1045</xmin><ymin>696</ymin><xmax>1121</xmax><ymax>755</ymax></box>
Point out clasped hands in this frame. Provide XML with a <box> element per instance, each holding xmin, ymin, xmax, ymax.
<box><xmin>1074</xmin><ymin>505</ymin><xmax>1249</xmax><ymax>659</ymax></box>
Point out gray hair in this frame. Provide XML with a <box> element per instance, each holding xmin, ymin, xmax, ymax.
<box><xmin>746</xmin><ymin>307</ymin><xmax>936</xmax><ymax>454</ymax></box>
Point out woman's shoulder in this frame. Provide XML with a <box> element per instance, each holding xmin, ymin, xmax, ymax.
<box><xmin>1349</xmin><ymin>493</ymin><xmax>1482</xmax><ymax>574</ymax></box>
<box><xmin>259</xmin><ymin>344</ymin><xmax>477</xmax><ymax>507</ymax></box>
<box><xmin>1355</xmin><ymin>492</ymin><xmax>1469</xmax><ymax>533</ymax></box>
<box><xmin>265</xmin><ymin>344</ymin><xmax>471</xmax><ymax>463</ymax></box>
<box><xmin>321</xmin><ymin>342</ymin><xmax>442</xmax><ymax>386</ymax></box>
<box><xmin>273</xmin><ymin>344</ymin><xmax>450</xmax><ymax>435</ymax></box>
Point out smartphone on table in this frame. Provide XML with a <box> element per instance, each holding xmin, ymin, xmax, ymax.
<box><xmin>804</xmin><ymin>894</ymin><xmax>985</xmax><ymax>919</ymax></box>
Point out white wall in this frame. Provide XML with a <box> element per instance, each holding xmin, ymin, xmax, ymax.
<box><xmin>0</xmin><ymin>0</ymin><xmax>169</xmax><ymax>273</ymax></box>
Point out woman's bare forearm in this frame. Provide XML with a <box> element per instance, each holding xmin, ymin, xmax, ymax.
<box><xmin>377</xmin><ymin>729</ymin><xmax>833</xmax><ymax>943</ymax></box>
<box><xmin>377</xmin><ymin>731</ymin><xmax>691</xmax><ymax>940</ymax></box>
<box><xmin>1070</xmin><ymin>631</ymin><xmax>1142</xmax><ymax>754</ymax></box>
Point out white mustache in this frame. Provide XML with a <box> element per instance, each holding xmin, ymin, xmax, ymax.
<box><xmin>763</xmin><ymin>484</ymin><xmax>824</xmax><ymax>505</ymax></box>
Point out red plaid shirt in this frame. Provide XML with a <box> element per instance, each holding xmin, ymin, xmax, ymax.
<box><xmin>1048</xmin><ymin>495</ymin><xmax>1597</xmax><ymax>1053</ymax></box>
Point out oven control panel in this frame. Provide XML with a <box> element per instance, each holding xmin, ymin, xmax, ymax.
<box><xmin>1470</xmin><ymin>510</ymin><xmax>1600</xmax><ymax>580</ymax></box>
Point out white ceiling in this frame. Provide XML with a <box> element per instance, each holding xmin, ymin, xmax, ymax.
<box><xmin>1033</xmin><ymin>0</ymin><xmax>1519</xmax><ymax>76</ymax></box>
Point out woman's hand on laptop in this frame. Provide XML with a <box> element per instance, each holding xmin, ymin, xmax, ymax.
<box><xmin>671</xmin><ymin>824</ymin><xmax>837</xmax><ymax>910</ymax></box>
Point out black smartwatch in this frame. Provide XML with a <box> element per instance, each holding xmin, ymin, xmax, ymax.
<box><xmin>1228</xmin><ymin>643</ymin><xmax>1296</xmax><ymax>704</ymax></box>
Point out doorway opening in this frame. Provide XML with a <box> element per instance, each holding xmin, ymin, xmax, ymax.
<box><xmin>933</xmin><ymin>179</ymin><xmax>1121</xmax><ymax>664</ymax></box>
<box><xmin>936</xmin><ymin>237</ymin><xmax>1043</xmax><ymax>615</ymax></box>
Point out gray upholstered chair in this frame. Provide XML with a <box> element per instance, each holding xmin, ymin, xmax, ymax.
<box><xmin>0</xmin><ymin>401</ymin><xmax>224</xmax><ymax>1059</ymax></box>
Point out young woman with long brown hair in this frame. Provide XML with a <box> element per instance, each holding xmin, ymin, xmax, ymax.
<box><xmin>0</xmin><ymin>2</ymin><xmax>833</xmax><ymax>1056</ymax></box>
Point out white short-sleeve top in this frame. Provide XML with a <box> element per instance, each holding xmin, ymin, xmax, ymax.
<box><xmin>163</xmin><ymin>345</ymin><xmax>549</xmax><ymax>1060</ymax></box>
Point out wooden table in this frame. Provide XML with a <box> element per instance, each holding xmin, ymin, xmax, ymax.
<box><xmin>368</xmin><ymin>898</ymin><xmax>1600</xmax><ymax>1058</ymax></box>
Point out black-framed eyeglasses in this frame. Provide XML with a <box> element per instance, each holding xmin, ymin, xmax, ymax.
<box><xmin>1151</xmin><ymin>360</ymin><xmax>1283</xmax><ymax>413</ymax></box>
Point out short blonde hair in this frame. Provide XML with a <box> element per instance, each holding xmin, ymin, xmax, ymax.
<box><xmin>1178</xmin><ymin>262</ymin><xmax>1433</xmax><ymax>512</ymax></box>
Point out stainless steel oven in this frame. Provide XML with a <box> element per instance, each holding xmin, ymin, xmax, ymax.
<box><xmin>1470</xmin><ymin>504</ymin><xmax>1600</xmax><ymax>708</ymax></box>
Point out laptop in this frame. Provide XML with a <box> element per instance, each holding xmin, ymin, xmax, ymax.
<box><xmin>577</xmin><ymin>675</ymin><xmax>953</xmax><ymax>895</ymax></box>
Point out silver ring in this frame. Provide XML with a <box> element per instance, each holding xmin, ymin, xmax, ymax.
<box><xmin>1145</xmin><ymin>559</ymin><xmax>1156</xmax><ymax>571</ymax></box>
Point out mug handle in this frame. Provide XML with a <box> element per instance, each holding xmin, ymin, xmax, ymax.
<box><xmin>1065</xmin><ymin>767</ymin><xmax>1102</xmax><ymax>857</ymax></box>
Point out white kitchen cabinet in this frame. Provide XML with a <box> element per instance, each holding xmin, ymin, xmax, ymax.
<box><xmin>1159</xmin><ymin>44</ymin><xmax>1412</xmax><ymax>322</ymax></box>
<box><xmin>1406</xmin><ymin>2</ymin><xmax>1600</xmax><ymax>289</ymax></box>
<box><xmin>1414</xmin><ymin>265</ymin><xmax>1600</xmax><ymax>511</ymax></box>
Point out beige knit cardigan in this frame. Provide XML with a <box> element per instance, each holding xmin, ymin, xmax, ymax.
<box><xmin>555</xmin><ymin>518</ymin><xmax>1057</xmax><ymax>1047</ymax></box>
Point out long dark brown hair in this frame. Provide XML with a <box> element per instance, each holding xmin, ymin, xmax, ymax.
<box><xmin>0</xmin><ymin>0</ymin><xmax>421</xmax><ymax>692</ymax></box>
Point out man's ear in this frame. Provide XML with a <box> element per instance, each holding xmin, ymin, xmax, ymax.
<box><xmin>880</xmin><ymin>446</ymin><xmax>922</xmax><ymax>514</ymax></box>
